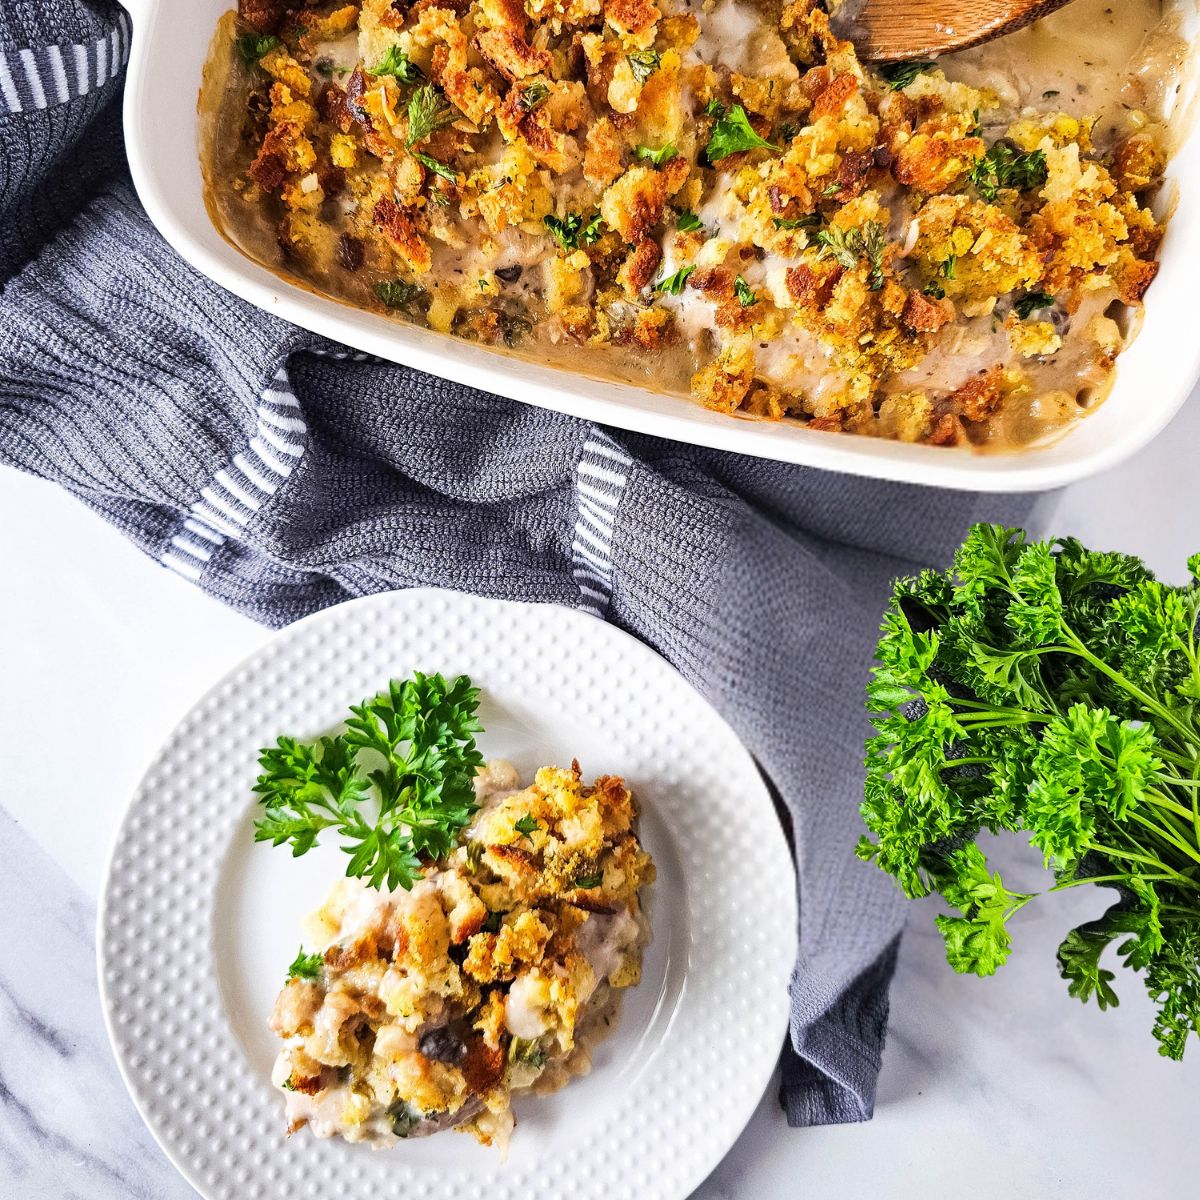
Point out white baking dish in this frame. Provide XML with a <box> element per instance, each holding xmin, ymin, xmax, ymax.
<box><xmin>119</xmin><ymin>0</ymin><xmax>1200</xmax><ymax>491</ymax></box>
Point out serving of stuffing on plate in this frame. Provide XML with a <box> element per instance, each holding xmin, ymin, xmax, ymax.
<box><xmin>269</xmin><ymin>760</ymin><xmax>654</xmax><ymax>1150</ymax></box>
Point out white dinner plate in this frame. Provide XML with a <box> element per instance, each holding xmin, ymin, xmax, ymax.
<box><xmin>98</xmin><ymin>590</ymin><xmax>797</xmax><ymax>1200</ymax></box>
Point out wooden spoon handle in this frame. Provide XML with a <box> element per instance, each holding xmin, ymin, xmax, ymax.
<box><xmin>831</xmin><ymin>0</ymin><xmax>1076</xmax><ymax>63</ymax></box>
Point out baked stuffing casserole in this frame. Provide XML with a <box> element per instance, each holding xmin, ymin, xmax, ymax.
<box><xmin>204</xmin><ymin>0</ymin><xmax>1185</xmax><ymax>448</ymax></box>
<box><xmin>269</xmin><ymin>760</ymin><xmax>654</xmax><ymax>1149</ymax></box>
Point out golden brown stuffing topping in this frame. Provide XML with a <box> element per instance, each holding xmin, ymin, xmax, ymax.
<box><xmin>220</xmin><ymin>0</ymin><xmax>1175</xmax><ymax>448</ymax></box>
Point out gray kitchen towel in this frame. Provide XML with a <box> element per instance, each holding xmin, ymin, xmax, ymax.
<box><xmin>0</xmin><ymin>0</ymin><xmax>1035</xmax><ymax>1129</ymax></box>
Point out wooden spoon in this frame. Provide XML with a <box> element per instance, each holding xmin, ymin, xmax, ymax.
<box><xmin>828</xmin><ymin>0</ymin><xmax>1076</xmax><ymax>63</ymax></box>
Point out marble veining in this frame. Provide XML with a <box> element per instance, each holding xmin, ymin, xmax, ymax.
<box><xmin>0</xmin><ymin>810</ymin><xmax>197</xmax><ymax>1200</ymax></box>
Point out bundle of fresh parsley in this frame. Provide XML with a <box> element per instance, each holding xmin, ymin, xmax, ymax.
<box><xmin>860</xmin><ymin>525</ymin><xmax>1200</xmax><ymax>1059</ymax></box>
<box><xmin>254</xmin><ymin>672</ymin><xmax>483</xmax><ymax>890</ymax></box>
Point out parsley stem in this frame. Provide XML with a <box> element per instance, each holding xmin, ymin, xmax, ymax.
<box><xmin>954</xmin><ymin>704</ymin><xmax>1050</xmax><ymax>723</ymax></box>
<box><xmin>1064</xmin><ymin>629</ymin><xmax>1198</xmax><ymax>746</ymax></box>
<box><xmin>1145</xmin><ymin>789</ymin><xmax>1200</xmax><ymax>822</ymax></box>
<box><xmin>1050</xmin><ymin>873</ymin><xmax>1182</xmax><ymax>891</ymax></box>
<box><xmin>1089</xmin><ymin>842</ymin><xmax>1199</xmax><ymax>885</ymax></box>
<box><xmin>1150</xmin><ymin>746</ymin><xmax>1200</xmax><ymax>771</ymax></box>
<box><xmin>1192</xmin><ymin>757</ymin><xmax>1200</xmax><ymax>850</ymax></box>
<box><xmin>1129</xmin><ymin>806</ymin><xmax>1200</xmax><ymax>866</ymax></box>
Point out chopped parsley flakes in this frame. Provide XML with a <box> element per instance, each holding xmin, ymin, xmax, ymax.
<box><xmin>652</xmin><ymin>265</ymin><xmax>695</xmax><ymax>295</ymax></box>
<box><xmin>369</xmin><ymin>45</ymin><xmax>423</xmax><ymax>84</ymax></box>
<box><xmin>626</xmin><ymin>49</ymin><xmax>661</xmax><ymax>85</ymax></box>
<box><xmin>236</xmin><ymin>34</ymin><xmax>279</xmax><ymax>65</ymax></box>
<box><xmin>883</xmin><ymin>60</ymin><xmax>936</xmax><ymax>90</ymax></box>
<box><xmin>544</xmin><ymin>211</ymin><xmax>603</xmax><ymax>251</ymax></box>
<box><xmin>1014</xmin><ymin>291</ymin><xmax>1056</xmax><ymax>320</ymax></box>
<box><xmin>287</xmin><ymin>947</ymin><xmax>324</xmax><ymax>981</ymax></box>
<box><xmin>636</xmin><ymin>143</ymin><xmax>677</xmax><ymax>166</ymax></box>
<box><xmin>706</xmin><ymin>104</ymin><xmax>779</xmax><ymax>162</ymax></box>
<box><xmin>734</xmin><ymin>275</ymin><xmax>758</xmax><ymax>307</ymax></box>
<box><xmin>968</xmin><ymin>143</ymin><xmax>1048</xmax><ymax>202</ymax></box>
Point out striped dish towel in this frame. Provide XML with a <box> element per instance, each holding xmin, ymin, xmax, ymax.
<box><xmin>0</xmin><ymin>0</ymin><xmax>1037</xmax><ymax>1129</ymax></box>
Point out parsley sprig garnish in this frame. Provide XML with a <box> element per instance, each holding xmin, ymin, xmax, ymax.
<box><xmin>413</xmin><ymin>151</ymin><xmax>456</xmax><ymax>181</ymax></box>
<box><xmin>706</xmin><ymin>104</ymin><xmax>779</xmax><ymax>162</ymax></box>
<box><xmin>734</xmin><ymin>275</ymin><xmax>758</xmax><ymax>307</ymax></box>
<box><xmin>861</xmin><ymin>525</ymin><xmax>1200</xmax><ymax>1060</ymax></box>
<box><xmin>968</xmin><ymin>143</ymin><xmax>1048</xmax><ymax>202</ymax></box>
<box><xmin>254</xmin><ymin>673</ymin><xmax>484</xmax><ymax>891</ymax></box>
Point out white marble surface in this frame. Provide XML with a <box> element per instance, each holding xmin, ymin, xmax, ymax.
<box><xmin>4</xmin><ymin>394</ymin><xmax>1200</xmax><ymax>1197</ymax></box>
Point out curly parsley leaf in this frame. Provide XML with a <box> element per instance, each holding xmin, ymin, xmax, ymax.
<box><xmin>969</xmin><ymin>143</ymin><xmax>1048</xmax><ymax>202</ymax></box>
<box><xmin>581</xmin><ymin>214</ymin><xmax>604</xmax><ymax>245</ymax></box>
<box><xmin>514</xmin><ymin>813</ymin><xmax>539</xmax><ymax>836</ymax></box>
<box><xmin>734</xmin><ymin>275</ymin><xmax>758</xmax><ymax>307</ymax></box>
<box><xmin>861</xmin><ymin>525</ymin><xmax>1200</xmax><ymax>1060</ymax></box>
<box><xmin>254</xmin><ymin>672</ymin><xmax>484</xmax><ymax>891</ymax></box>
<box><xmin>406</xmin><ymin>83</ymin><xmax>456</xmax><ymax>147</ymax></box>
<box><xmin>706</xmin><ymin>104</ymin><xmax>779</xmax><ymax>162</ymax></box>
<box><xmin>652</xmin><ymin>265</ymin><xmax>695</xmax><ymax>295</ymax></box>
<box><xmin>236</xmin><ymin>34</ymin><xmax>280</xmax><ymax>65</ymax></box>
<box><xmin>369</xmin><ymin>45</ymin><xmax>423</xmax><ymax>84</ymax></box>
<box><xmin>543</xmin><ymin>211</ymin><xmax>602</xmax><ymax>251</ymax></box>
<box><xmin>287</xmin><ymin>947</ymin><xmax>325</xmax><ymax>981</ymax></box>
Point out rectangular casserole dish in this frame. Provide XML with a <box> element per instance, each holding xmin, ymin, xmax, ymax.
<box><xmin>119</xmin><ymin>0</ymin><xmax>1200</xmax><ymax>491</ymax></box>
